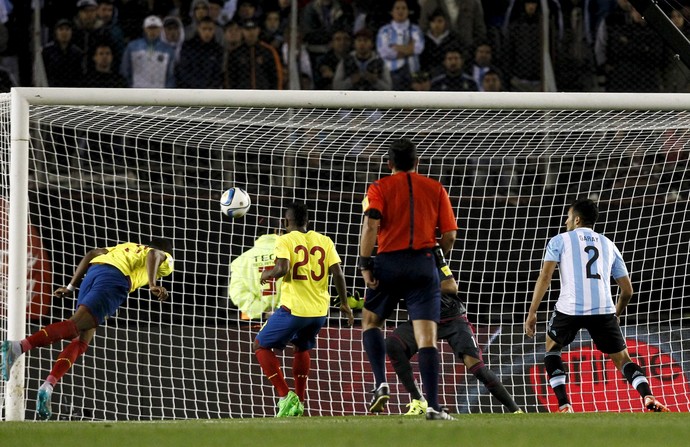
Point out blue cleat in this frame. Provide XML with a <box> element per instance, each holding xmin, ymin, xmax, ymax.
<box><xmin>37</xmin><ymin>384</ymin><xmax>54</xmax><ymax>420</ymax></box>
<box><xmin>1</xmin><ymin>340</ymin><xmax>20</xmax><ymax>381</ymax></box>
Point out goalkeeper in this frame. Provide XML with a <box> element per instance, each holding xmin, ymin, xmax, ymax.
<box><xmin>386</xmin><ymin>246</ymin><xmax>523</xmax><ymax>415</ymax></box>
<box><xmin>228</xmin><ymin>217</ymin><xmax>282</xmax><ymax>320</ymax></box>
<box><xmin>1</xmin><ymin>239</ymin><xmax>174</xmax><ymax>420</ymax></box>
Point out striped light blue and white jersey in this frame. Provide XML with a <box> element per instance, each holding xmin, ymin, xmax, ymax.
<box><xmin>376</xmin><ymin>20</ymin><xmax>424</xmax><ymax>73</ymax></box>
<box><xmin>544</xmin><ymin>227</ymin><xmax>629</xmax><ymax>316</ymax></box>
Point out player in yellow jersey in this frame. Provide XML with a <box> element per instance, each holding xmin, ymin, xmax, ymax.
<box><xmin>1</xmin><ymin>239</ymin><xmax>174</xmax><ymax>420</ymax></box>
<box><xmin>255</xmin><ymin>202</ymin><xmax>354</xmax><ymax>417</ymax></box>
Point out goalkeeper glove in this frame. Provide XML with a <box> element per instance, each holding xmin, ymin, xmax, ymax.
<box><xmin>347</xmin><ymin>291</ymin><xmax>365</xmax><ymax>310</ymax></box>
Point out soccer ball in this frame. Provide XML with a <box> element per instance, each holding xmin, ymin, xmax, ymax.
<box><xmin>220</xmin><ymin>187</ymin><xmax>251</xmax><ymax>218</ymax></box>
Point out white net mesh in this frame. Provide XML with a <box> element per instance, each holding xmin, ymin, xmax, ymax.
<box><xmin>2</xmin><ymin>92</ymin><xmax>690</xmax><ymax>420</ymax></box>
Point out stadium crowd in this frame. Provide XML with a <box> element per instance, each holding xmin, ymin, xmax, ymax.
<box><xmin>1</xmin><ymin>0</ymin><xmax>690</xmax><ymax>93</ymax></box>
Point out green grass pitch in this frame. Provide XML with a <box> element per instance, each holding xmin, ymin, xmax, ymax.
<box><xmin>1</xmin><ymin>413</ymin><xmax>688</xmax><ymax>447</ymax></box>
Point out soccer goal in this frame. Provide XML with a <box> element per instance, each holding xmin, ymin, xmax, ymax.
<box><xmin>1</xmin><ymin>88</ymin><xmax>689</xmax><ymax>421</ymax></box>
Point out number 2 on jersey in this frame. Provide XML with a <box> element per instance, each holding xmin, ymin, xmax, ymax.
<box><xmin>584</xmin><ymin>246</ymin><xmax>601</xmax><ymax>279</ymax></box>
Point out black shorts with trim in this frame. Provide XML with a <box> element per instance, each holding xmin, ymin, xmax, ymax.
<box><xmin>546</xmin><ymin>310</ymin><xmax>627</xmax><ymax>354</ymax></box>
<box><xmin>363</xmin><ymin>249</ymin><xmax>440</xmax><ymax>322</ymax></box>
<box><xmin>390</xmin><ymin>314</ymin><xmax>482</xmax><ymax>361</ymax></box>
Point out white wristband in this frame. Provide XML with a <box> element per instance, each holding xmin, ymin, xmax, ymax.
<box><xmin>66</xmin><ymin>284</ymin><xmax>75</xmax><ymax>292</ymax></box>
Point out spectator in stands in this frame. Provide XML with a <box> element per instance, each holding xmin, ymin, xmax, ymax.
<box><xmin>481</xmin><ymin>69</ymin><xmax>504</xmax><ymax>92</ymax></box>
<box><xmin>264</xmin><ymin>0</ymin><xmax>291</xmax><ymax>33</ymax></box>
<box><xmin>186</xmin><ymin>0</ymin><xmax>211</xmax><ymax>41</ymax></box>
<box><xmin>315</xmin><ymin>28</ymin><xmax>352</xmax><ymax>89</ymax></box>
<box><xmin>83</xmin><ymin>42</ymin><xmax>128</xmax><ymax>87</ymax></box>
<box><xmin>205</xmin><ymin>0</ymin><xmax>227</xmax><ymax>44</ymax></box>
<box><xmin>430</xmin><ymin>47</ymin><xmax>478</xmax><ymax>91</ymax></box>
<box><xmin>261</xmin><ymin>9</ymin><xmax>285</xmax><ymax>51</ymax></box>
<box><xmin>228</xmin><ymin>217</ymin><xmax>282</xmax><ymax>321</ymax></box>
<box><xmin>42</xmin><ymin>19</ymin><xmax>84</xmax><ymax>87</ymax></box>
<box><xmin>662</xmin><ymin>8</ymin><xmax>690</xmax><ymax>93</ymax></box>
<box><xmin>208</xmin><ymin>0</ymin><xmax>225</xmax><ymax>24</ymax></box>
<box><xmin>280</xmin><ymin>27</ymin><xmax>314</xmax><ymax>89</ymax></box>
<box><xmin>95</xmin><ymin>0</ymin><xmax>125</xmax><ymax>66</ymax></box>
<box><xmin>419</xmin><ymin>0</ymin><xmax>487</xmax><ymax>56</ymax></box>
<box><xmin>482</xmin><ymin>0</ymin><xmax>510</xmax><ymax>51</ymax></box>
<box><xmin>176</xmin><ymin>16</ymin><xmax>224</xmax><ymax>88</ymax></box>
<box><xmin>376</xmin><ymin>0</ymin><xmax>424</xmax><ymax>91</ymax></box>
<box><xmin>503</xmin><ymin>0</ymin><xmax>542</xmax><ymax>91</ymax></box>
<box><xmin>594</xmin><ymin>0</ymin><xmax>664</xmax><ymax>92</ymax></box>
<box><xmin>1</xmin><ymin>239</ymin><xmax>173</xmax><ymax>421</ymax></box>
<box><xmin>333</xmin><ymin>27</ymin><xmax>391</xmax><ymax>90</ymax></box>
<box><xmin>300</xmin><ymin>0</ymin><xmax>354</xmax><ymax>71</ymax></box>
<box><xmin>410</xmin><ymin>70</ymin><xmax>431</xmax><ymax>91</ymax></box>
<box><xmin>161</xmin><ymin>16</ymin><xmax>185</xmax><ymax>63</ymax></box>
<box><xmin>553</xmin><ymin>0</ymin><xmax>596</xmax><ymax>92</ymax></box>
<box><xmin>72</xmin><ymin>0</ymin><xmax>106</xmax><ymax>73</ymax></box>
<box><xmin>469</xmin><ymin>42</ymin><xmax>503</xmax><ymax>91</ymax></box>
<box><xmin>120</xmin><ymin>15</ymin><xmax>176</xmax><ymax>88</ymax></box>
<box><xmin>225</xmin><ymin>19</ymin><xmax>283</xmax><ymax>89</ymax></box>
<box><xmin>419</xmin><ymin>9</ymin><xmax>461</xmax><ymax>77</ymax></box>
<box><xmin>222</xmin><ymin>18</ymin><xmax>243</xmax><ymax>53</ymax></box>
<box><xmin>254</xmin><ymin>201</ymin><xmax>353</xmax><ymax>418</ymax></box>
<box><xmin>236</xmin><ymin>0</ymin><xmax>262</xmax><ymax>22</ymax></box>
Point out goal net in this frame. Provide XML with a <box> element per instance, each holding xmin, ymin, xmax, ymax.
<box><xmin>1</xmin><ymin>89</ymin><xmax>689</xmax><ymax>420</ymax></box>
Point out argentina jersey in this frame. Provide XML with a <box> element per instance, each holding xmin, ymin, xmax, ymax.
<box><xmin>544</xmin><ymin>228</ymin><xmax>629</xmax><ymax>315</ymax></box>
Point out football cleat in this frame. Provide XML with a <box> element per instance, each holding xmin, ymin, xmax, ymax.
<box><xmin>368</xmin><ymin>383</ymin><xmax>390</xmax><ymax>413</ymax></box>
<box><xmin>513</xmin><ymin>409</ymin><xmax>525</xmax><ymax>414</ymax></box>
<box><xmin>276</xmin><ymin>391</ymin><xmax>299</xmax><ymax>418</ymax></box>
<box><xmin>644</xmin><ymin>396</ymin><xmax>670</xmax><ymax>412</ymax></box>
<box><xmin>558</xmin><ymin>403</ymin><xmax>574</xmax><ymax>413</ymax></box>
<box><xmin>37</xmin><ymin>384</ymin><xmax>54</xmax><ymax>420</ymax></box>
<box><xmin>1</xmin><ymin>340</ymin><xmax>21</xmax><ymax>381</ymax></box>
<box><xmin>426</xmin><ymin>407</ymin><xmax>455</xmax><ymax>420</ymax></box>
<box><xmin>404</xmin><ymin>398</ymin><xmax>428</xmax><ymax>416</ymax></box>
<box><xmin>289</xmin><ymin>400</ymin><xmax>305</xmax><ymax>417</ymax></box>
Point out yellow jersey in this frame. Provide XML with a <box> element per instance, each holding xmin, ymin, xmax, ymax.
<box><xmin>274</xmin><ymin>230</ymin><xmax>341</xmax><ymax>317</ymax></box>
<box><xmin>91</xmin><ymin>242</ymin><xmax>174</xmax><ymax>292</ymax></box>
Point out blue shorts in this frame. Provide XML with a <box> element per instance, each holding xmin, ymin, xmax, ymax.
<box><xmin>77</xmin><ymin>264</ymin><xmax>130</xmax><ymax>325</ymax></box>
<box><xmin>255</xmin><ymin>306</ymin><xmax>327</xmax><ymax>351</ymax></box>
<box><xmin>364</xmin><ymin>249</ymin><xmax>441</xmax><ymax>322</ymax></box>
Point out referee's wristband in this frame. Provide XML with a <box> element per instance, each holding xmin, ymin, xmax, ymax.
<box><xmin>66</xmin><ymin>284</ymin><xmax>75</xmax><ymax>292</ymax></box>
<box><xmin>358</xmin><ymin>256</ymin><xmax>374</xmax><ymax>271</ymax></box>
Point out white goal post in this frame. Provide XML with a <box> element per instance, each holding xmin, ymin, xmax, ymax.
<box><xmin>2</xmin><ymin>88</ymin><xmax>690</xmax><ymax>421</ymax></box>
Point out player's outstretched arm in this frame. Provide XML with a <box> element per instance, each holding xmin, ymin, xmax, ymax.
<box><xmin>614</xmin><ymin>275</ymin><xmax>634</xmax><ymax>319</ymax></box>
<box><xmin>525</xmin><ymin>261</ymin><xmax>557</xmax><ymax>338</ymax></box>
<box><xmin>147</xmin><ymin>249</ymin><xmax>169</xmax><ymax>301</ymax></box>
<box><xmin>330</xmin><ymin>263</ymin><xmax>354</xmax><ymax>327</ymax></box>
<box><xmin>260</xmin><ymin>258</ymin><xmax>289</xmax><ymax>285</ymax></box>
<box><xmin>359</xmin><ymin>215</ymin><xmax>379</xmax><ymax>289</ymax></box>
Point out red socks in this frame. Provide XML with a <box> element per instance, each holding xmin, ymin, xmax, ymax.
<box><xmin>293</xmin><ymin>350</ymin><xmax>310</xmax><ymax>401</ymax></box>
<box><xmin>255</xmin><ymin>347</ymin><xmax>290</xmax><ymax>397</ymax></box>
<box><xmin>46</xmin><ymin>338</ymin><xmax>90</xmax><ymax>386</ymax></box>
<box><xmin>22</xmin><ymin>320</ymin><xmax>79</xmax><ymax>352</ymax></box>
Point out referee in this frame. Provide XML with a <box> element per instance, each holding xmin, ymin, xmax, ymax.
<box><xmin>359</xmin><ymin>138</ymin><xmax>458</xmax><ymax>420</ymax></box>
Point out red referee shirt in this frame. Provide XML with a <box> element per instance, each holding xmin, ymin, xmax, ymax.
<box><xmin>362</xmin><ymin>171</ymin><xmax>457</xmax><ymax>254</ymax></box>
